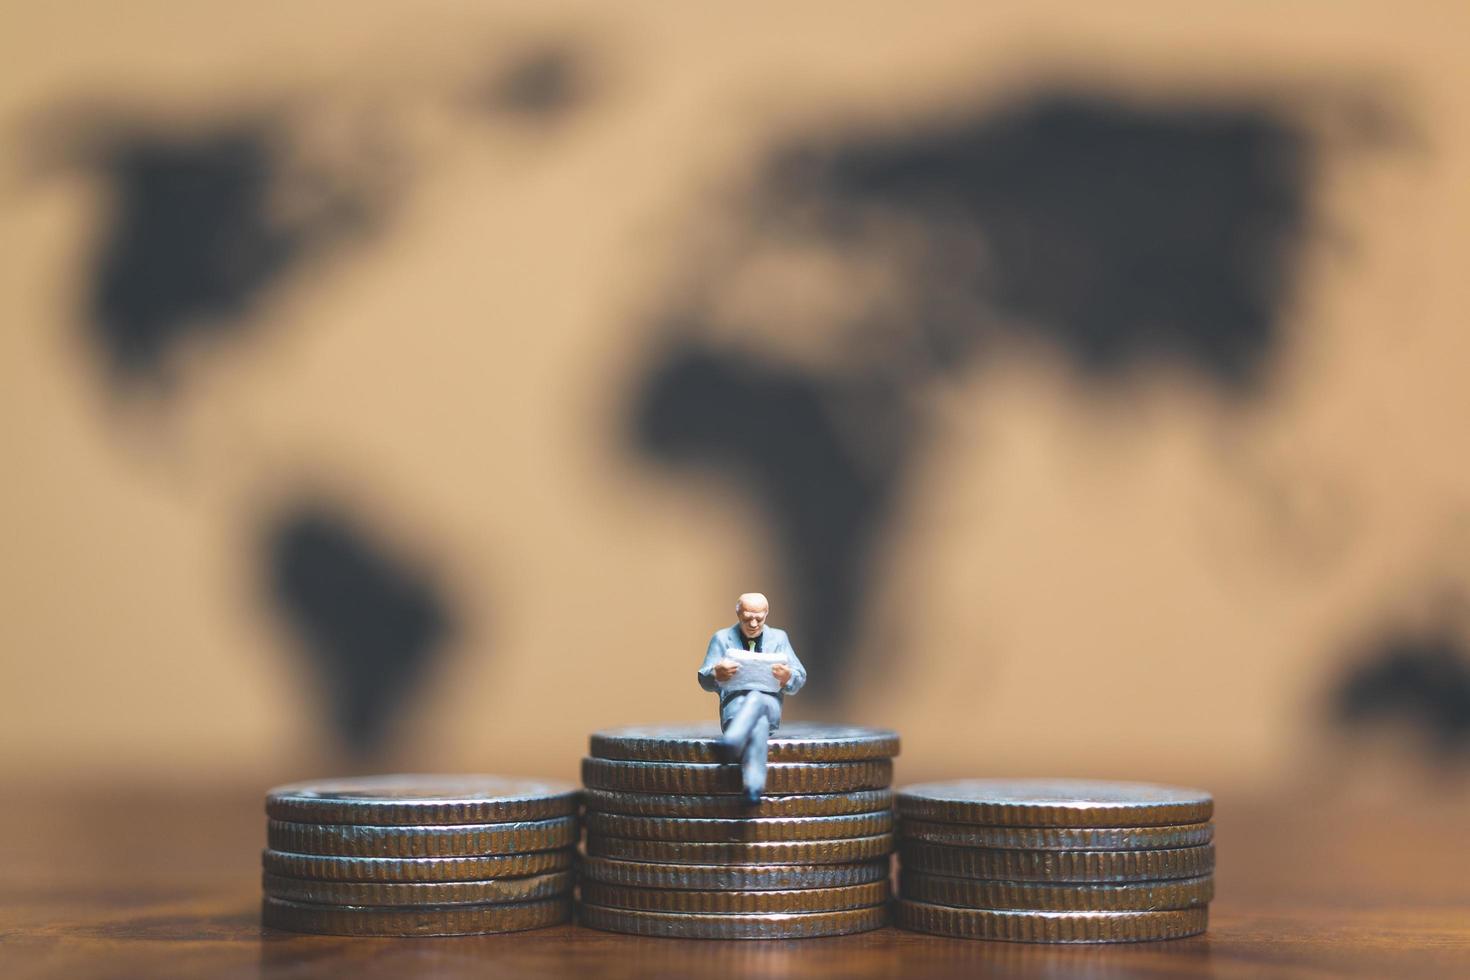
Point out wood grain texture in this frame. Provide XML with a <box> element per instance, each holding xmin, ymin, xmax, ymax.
<box><xmin>3</xmin><ymin>782</ymin><xmax>1469</xmax><ymax>978</ymax></box>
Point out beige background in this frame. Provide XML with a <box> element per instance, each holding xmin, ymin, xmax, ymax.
<box><xmin>2</xmin><ymin>0</ymin><xmax>1468</xmax><ymax>800</ymax></box>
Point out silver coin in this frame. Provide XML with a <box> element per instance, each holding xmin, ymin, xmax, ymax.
<box><xmin>582</xmin><ymin>758</ymin><xmax>892</xmax><ymax>795</ymax></box>
<box><xmin>894</xmin><ymin>899</ymin><xmax>1208</xmax><ymax>943</ymax></box>
<box><xmin>586</xmin><ymin>834</ymin><xmax>894</xmax><ymax>866</ymax></box>
<box><xmin>590</xmin><ymin>723</ymin><xmax>899</xmax><ymax>763</ymax></box>
<box><xmin>583</xmin><ymin>788</ymin><xmax>893</xmax><ymax>819</ymax></box>
<box><xmin>266</xmin><ymin>816</ymin><xmax>578</xmax><ymax>857</ymax></box>
<box><xmin>261</xmin><ymin>848</ymin><xmax>573</xmax><ymax>883</ymax></box>
<box><xmin>266</xmin><ymin>775</ymin><xmax>578</xmax><ymax>826</ymax></box>
<box><xmin>577</xmin><ymin>902</ymin><xmax>888</xmax><ymax>939</ymax></box>
<box><xmin>898</xmin><ymin>819</ymin><xmax>1214</xmax><ymax>850</ymax></box>
<box><xmin>579</xmin><ymin>880</ymin><xmax>890</xmax><ymax>914</ymax></box>
<box><xmin>899</xmin><ymin>871</ymin><xmax>1214</xmax><ymax>911</ymax></box>
<box><xmin>262</xmin><ymin>870</ymin><xmax>572</xmax><ymax>907</ymax></box>
<box><xmin>262</xmin><ymin>896</ymin><xmax>571</xmax><ymax>936</ymax></box>
<box><xmin>899</xmin><ymin>841</ymin><xmax>1215</xmax><ymax>882</ymax></box>
<box><xmin>897</xmin><ymin>779</ymin><xmax>1212</xmax><ymax>828</ymax></box>
<box><xmin>585</xmin><ymin>810</ymin><xmax>893</xmax><ymax>842</ymax></box>
<box><xmin>577</xmin><ymin>856</ymin><xmax>892</xmax><ymax>891</ymax></box>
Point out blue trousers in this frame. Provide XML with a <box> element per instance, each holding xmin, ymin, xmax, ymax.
<box><xmin>719</xmin><ymin>691</ymin><xmax>783</xmax><ymax>800</ymax></box>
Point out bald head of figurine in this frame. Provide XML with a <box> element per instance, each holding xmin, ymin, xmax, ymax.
<box><xmin>736</xmin><ymin>593</ymin><xmax>769</xmax><ymax>639</ymax></box>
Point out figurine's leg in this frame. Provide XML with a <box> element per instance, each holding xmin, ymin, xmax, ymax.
<box><xmin>720</xmin><ymin>693</ymin><xmax>763</xmax><ymax>754</ymax></box>
<box><xmin>741</xmin><ymin>713</ymin><xmax>770</xmax><ymax>803</ymax></box>
<box><xmin>764</xmin><ymin>691</ymin><xmax>783</xmax><ymax>734</ymax></box>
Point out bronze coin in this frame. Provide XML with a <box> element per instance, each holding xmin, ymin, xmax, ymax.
<box><xmin>261</xmin><ymin>848</ymin><xmax>573</xmax><ymax>883</ymax></box>
<box><xmin>586</xmin><ymin>833</ymin><xmax>894</xmax><ymax>866</ymax></box>
<box><xmin>590</xmin><ymin>724</ymin><xmax>899</xmax><ymax>763</ymax></box>
<box><xmin>899</xmin><ymin>819</ymin><xmax>1213</xmax><ymax>850</ymax></box>
<box><xmin>261</xmin><ymin>896</ymin><xmax>571</xmax><ymax>936</ymax></box>
<box><xmin>585</xmin><ymin>810</ymin><xmax>892</xmax><ymax>842</ymax></box>
<box><xmin>582</xmin><ymin>788</ymin><xmax>893</xmax><ymax>819</ymax></box>
<box><xmin>266</xmin><ymin>775</ymin><xmax>578</xmax><ymax>826</ymax></box>
<box><xmin>897</xmin><ymin>779</ymin><xmax>1211</xmax><ymax>828</ymax></box>
<box><xmin>582</xmin><ymin>758</ymin><xmax>891</xmax><ymax>795</ymax></box>
<box><xmin>577</xmin><ymin>902</ymin><xmax>887</xmax><ymax>939</ymax></box>
<box><xmin>579</xmin><ymin>880</ymin><xmax>889</xmax><ymax>914</ymax></box>
<box><xmin>894</xmin><ymin>899</ymin><xmax>1208</xmax><ymax>943</ymax></box>
<box><xmin>899</xmin><ymin>871</ymin><xmax>1214</xmax><ymax>911</ymax></box>
<box><xmin>261</xmin><ymin>870</ymin><xmax>572</xmax><ymax>907</ymax></box>
<box><xmin>576</xmin><ymin>856</ymin><xmax>891</xmax><ymax>891</ymax></box>
<box><xmin>266</xmin><ymin>816</ymin><xmax>578</xmax><ymax>857</ymax></box>
<box><xmin>898</xmin><ymin>841</ymin><xmax>1215</xmax><ymax>882</ymax></box>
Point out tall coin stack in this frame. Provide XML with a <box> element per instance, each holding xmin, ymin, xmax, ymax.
<box><xmin>578</xmin><ymin>724</ymin><xmax>899</xmax><ymax>939</ymax></box>
<box><xmin>262</xmin><ymin>776</ymin><xmax>580</xmax><ymax>936</ymax></box>
<box><xmin>895</xmin><ymin>779</ymin><xmax>1214</xmax><ymax>943</ymax></box>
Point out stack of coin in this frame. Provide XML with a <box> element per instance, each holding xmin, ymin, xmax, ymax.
<box><xmin>261</xmin><ymin>775</ymin><xmax>579</xmax><ymax>936</ymax></box>
<box><xmin>578</xmin><ymin>724</ymin><xmax>899</xmax><ymax>939</ymax></box>
<box><xmin>895</xmin><ymin>779</ymin><xmax>1214</xmax><ymax>943</ymax></box>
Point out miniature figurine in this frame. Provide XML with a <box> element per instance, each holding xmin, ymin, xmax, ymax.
<box><xmin>698</xmin><ymin>593</ymin><xmax>807</xmax><ymax>802</ymax></box>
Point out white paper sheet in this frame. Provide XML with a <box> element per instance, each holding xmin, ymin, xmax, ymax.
<box><xmin>717</xmin><ymin>648</ymin><xmax>790</xmax><ymax>694</ymax></box>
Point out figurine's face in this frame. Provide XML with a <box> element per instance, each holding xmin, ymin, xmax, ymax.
<box><xmin>737</xmin><ymin>600</ymin><xmax>768</xmax><ymax>638</ymax></box>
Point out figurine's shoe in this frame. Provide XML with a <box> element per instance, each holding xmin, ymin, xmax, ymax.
<box><xmin>742</xmin><ymin>786</ymin><xmax>762</xmax><ymax>805</ymax></box>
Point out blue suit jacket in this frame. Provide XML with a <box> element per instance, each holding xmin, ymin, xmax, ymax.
<box><xmin>698</xmin><ymin>625</ymin><xmax>807</xmax><ymax>697</ymax></box>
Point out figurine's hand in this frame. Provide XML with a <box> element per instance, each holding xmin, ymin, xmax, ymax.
<box><xmin>771</xmin><ymin>663</ymin><xmax>793</xmax><ymax>686</ymax></box>
<box><xmin>712</xmin><ymin>660</ymin><xmax>741</xmax><ymax>683</ymax></box>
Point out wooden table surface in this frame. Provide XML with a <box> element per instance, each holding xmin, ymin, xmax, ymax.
<box><xmin>3</xmin><ymin>780</ymin><xmax>1468</xmax><ymax>979</ymax></box>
